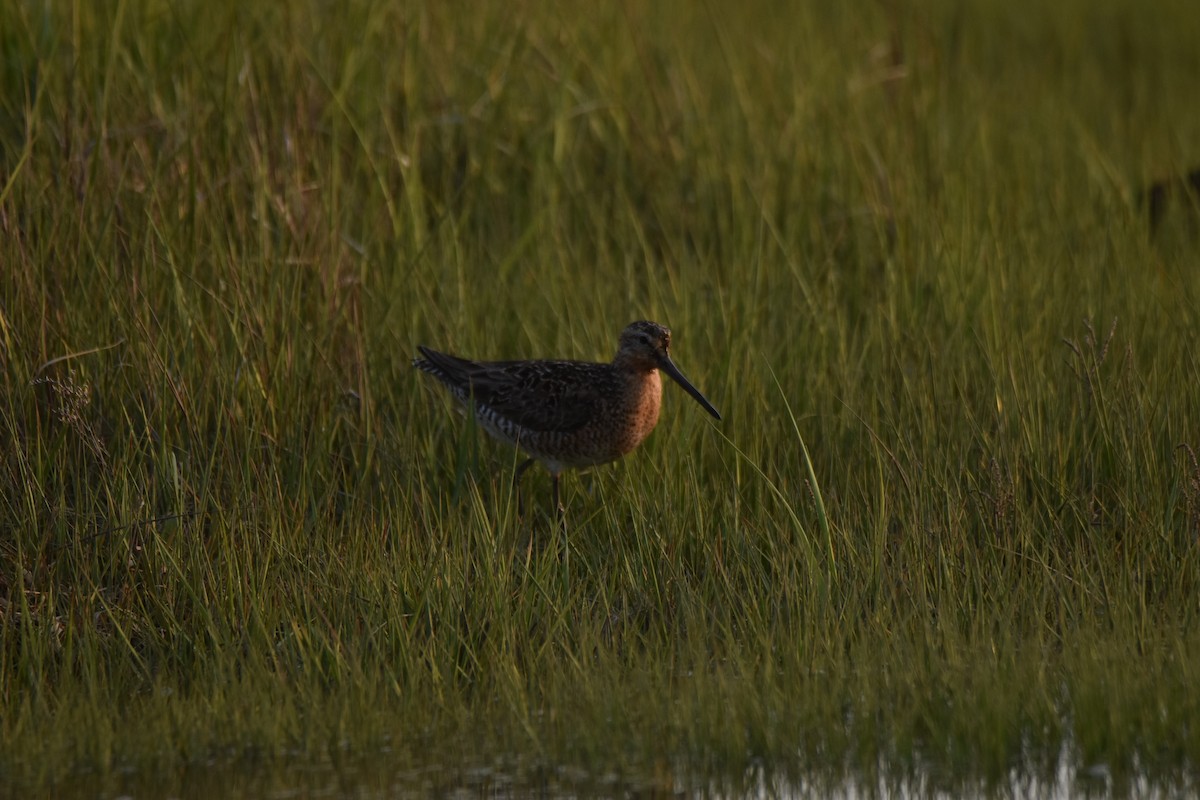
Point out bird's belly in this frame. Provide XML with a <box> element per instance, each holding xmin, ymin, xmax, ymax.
<box><xmin>473</xmin><ymin>371</ymin><xmax>662</xmax><ymax>469</ymax></box>
<box><xmin>545</xmin><ymin>390</ymin><xmax>661</xmax><ymax>467</ymax></box>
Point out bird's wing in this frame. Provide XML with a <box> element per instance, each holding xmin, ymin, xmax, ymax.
<box><xmin>416</xmin><ymin>349</ymin><xmax>604</xmax><ymax>433</ymax></box>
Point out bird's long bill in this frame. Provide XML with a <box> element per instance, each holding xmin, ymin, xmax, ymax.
<box><xmin>659</xmin><ymin>355</ymin><xmax>722</xmax><ymax>420</ymax></box>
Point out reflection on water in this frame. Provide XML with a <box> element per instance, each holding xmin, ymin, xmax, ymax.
<box><xmin>29</xmin><ymin>745</ymin><xmax>1199</xmax><ymax>799</ymax></box>
<box><xmin>735</xmin><ymin>760</ymin><xmax>1182</xmax><ymax>800</ymax></box>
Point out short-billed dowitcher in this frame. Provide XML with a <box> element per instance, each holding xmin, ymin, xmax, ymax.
<box><xmin>413</xmin><ymin>320</ymin><xmax>721</xmax><ymax>523</ymax></box>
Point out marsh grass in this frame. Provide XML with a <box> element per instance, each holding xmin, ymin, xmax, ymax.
<box><xmin>3</xmin><ymin>0</ymin><xmax>1200</xmax><ymax>795</ymax></box>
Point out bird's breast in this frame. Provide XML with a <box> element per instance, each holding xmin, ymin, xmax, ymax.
<box><xmin>614</xmin><ymin>369</ymin><xmax>662</xmax><ymax>455</ymax></box>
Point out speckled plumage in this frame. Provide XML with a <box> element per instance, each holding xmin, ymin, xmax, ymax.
<box><xmin>413</xmin><ymin>321</ymin><xmax>720</xmax><ymax>521</ymax></box>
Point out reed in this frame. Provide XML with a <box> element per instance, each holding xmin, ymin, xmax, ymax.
<box><xmin>2</xmin><ymin>0</ymin><xmax>1199</xmax><ymax>794</ymax></box>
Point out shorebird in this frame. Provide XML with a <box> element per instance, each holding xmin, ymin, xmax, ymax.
<box><xmin>413</xmin><ymin>320</ymin><xmax>721</xmax><ymax>524</ymax></box>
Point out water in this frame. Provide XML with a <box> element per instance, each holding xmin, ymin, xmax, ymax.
<box><xmin>39</xmin><ymin>746</ymin><xmax>1196</xmax><ymax>800</ymax></box>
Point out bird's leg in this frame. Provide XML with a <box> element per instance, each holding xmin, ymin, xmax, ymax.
<box><xmin>552</xmin><ymin>472</ymin><xmax>565</xmax><ymax>532</ymax></box>
<box><xmin>552</xmin><ymin>472</ymin><xmax>569</xmax><ymax>587</ymax></box>
<box><xmin>513</xmin><ymin>457</ymin><xmax>536</xmax><ymax>517</ymax></box>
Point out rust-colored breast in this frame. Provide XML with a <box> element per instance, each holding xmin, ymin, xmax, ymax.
<box><xmin>615</xmin><ymin>369</ymin><xmax>662</xmax><ymax>456</ymax></box>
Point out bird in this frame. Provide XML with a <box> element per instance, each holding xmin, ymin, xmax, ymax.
<box><xmin>412</xmin><ymin>320</ymin><xmax>721</xmax><ymax>525</ymax></box>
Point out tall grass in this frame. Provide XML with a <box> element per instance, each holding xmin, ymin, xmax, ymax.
<box><xmin>3</xmin><ymin>0</ymin><xmax>1200</xmax><ymax>794</ymax></box>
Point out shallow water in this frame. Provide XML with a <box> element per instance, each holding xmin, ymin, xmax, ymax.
<box><xmin>37</xmin><ymin>750</ymin><xmax>1196</xmax><ymax>800</ymax></box>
